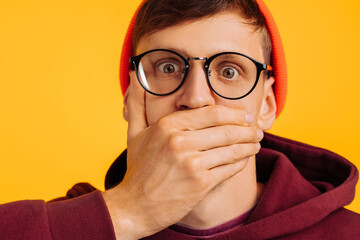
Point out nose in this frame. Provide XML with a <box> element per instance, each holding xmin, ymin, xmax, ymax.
<box><xmin>175</xmin><ymin>62</ymin><xmax>215</xmax><ymax>110</ymax></box>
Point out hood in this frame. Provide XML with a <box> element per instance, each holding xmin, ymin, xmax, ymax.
<box><xmin>105</xmin><ymin>133</ymin><xmax>358</xmax><ymax>239</ymax></box>
<box><xmin>243</xmin><ymin>133</ymin><xmax>358</xmax><ymax>239</ymax></box>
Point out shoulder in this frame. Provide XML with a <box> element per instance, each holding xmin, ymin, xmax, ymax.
<box><xmin>284</xmin><ymin>208</ymin><xmax>360</xmax><ymax>239</ymax></box>
<box><xmin>325</xmin><ymin>208</ymin><xmax>360</xmax><ymax>230</ymax></box>
<box><xmin>48</xmin><ymin>182</ymin><xmax>97</xmax><ymax>202</ymax></box>
<box><xmin>313</xmin><ymin>208</ymin><xmax>360</xmax><ymax>238</ymax></box>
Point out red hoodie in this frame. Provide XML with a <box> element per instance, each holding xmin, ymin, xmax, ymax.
<box><xmin>1</xmin><ymin>133</ymin><xmax>358</xmax><ymax>239</ymax></box>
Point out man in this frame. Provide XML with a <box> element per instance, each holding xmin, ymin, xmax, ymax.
<box><xmin>1</xmin><ymin>0</ymin><xmax>359</xmax><ymax>239</ymax></box>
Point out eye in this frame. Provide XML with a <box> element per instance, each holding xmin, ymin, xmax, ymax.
<box><xmin>158</xmin><ymin>62</ymin><xmax>178</xmax><ymax>74</ymax></box>
<box><xmin>220</xmin><ymin>67</ymin><xmax>239</xmax><ymax>79</ymax></box>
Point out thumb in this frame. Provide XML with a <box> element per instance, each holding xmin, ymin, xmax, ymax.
<box><xmin>126</xmin><ymin>73</ymin><xmax>148</xmax><ymax>144</ymax></box>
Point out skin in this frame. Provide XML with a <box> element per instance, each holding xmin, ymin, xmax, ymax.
<box><xmin>103</xmin><ymin>11</ymin><xmax>276</xmax><ymax>240</ymax></box>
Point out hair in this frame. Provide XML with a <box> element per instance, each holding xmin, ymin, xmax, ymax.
<box><xmin>132</xmin><ymin>0</ymin><xmax>272</xmax><ymax>65</ymax></box>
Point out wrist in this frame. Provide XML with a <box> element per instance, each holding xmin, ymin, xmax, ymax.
<box><xmin>102</xmin><ymin>188</ymin><xmax>141</xmax><ymax>240</ymax></box>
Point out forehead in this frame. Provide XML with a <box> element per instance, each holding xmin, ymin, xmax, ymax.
<box><xmin>136</xmin><ymin>11</ymin><xmax>265</xmax><ymax>62</ymax></box>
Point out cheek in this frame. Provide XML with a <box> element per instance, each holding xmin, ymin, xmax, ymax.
<box><xmin>145</xmin><ymin>93</ymin><xmax>178</xmax><ymax>126</ymax></box>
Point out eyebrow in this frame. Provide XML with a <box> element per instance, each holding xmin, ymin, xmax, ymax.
<box><xmin>146</xmin><ymin>46</ymin><xmax>246</xmax><ymax>58</ymax></box>
<box><xmin>150</xmin><ymin>46</ymin><xmax>192</xmax><ymax>58</ymax></box>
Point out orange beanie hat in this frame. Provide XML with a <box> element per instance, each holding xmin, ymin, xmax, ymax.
<box><xmin>119</xmin><ymin>0</ymin><xmax>287</xmax><ymax>117</ymax></box>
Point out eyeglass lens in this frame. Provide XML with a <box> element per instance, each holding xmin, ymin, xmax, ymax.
<box><xmin>136</xmin><ymin>50</ymin><xmax>258</xmax><ymax>99</ymax></box>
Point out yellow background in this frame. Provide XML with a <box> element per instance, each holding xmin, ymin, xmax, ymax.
<box><xmin>0</xmin><ymin>0</ymin><xmax>359</xmax><ymax>214</ymax></box>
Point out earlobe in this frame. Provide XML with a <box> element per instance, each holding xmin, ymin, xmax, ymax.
<box><xmin>258</xmin><ymin>76</ymin><xmax>276</xmax><ymax>131</ymax></box>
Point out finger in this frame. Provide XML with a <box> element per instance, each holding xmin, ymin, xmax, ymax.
<box><xmin>200</xmin><ymin>142</ymin><xmax>260</xmax><ymax>170</ymax></box>
<box><xmin>164</xmin><ymin>105</ymin><xmax>254</xmax><ymax>131</ymax></box>
<box><xmin>126</xmin><ymin>72</ymin><xmax>148</xmax><ymax>143</ymax></box>
<box><xmin>208</xmin><ymin>157</ymin><xmax>251</xmax><ymax>188</ymax></box>
<box><xmin>182</xmin><ymin>125</ymin><xmax>263</xmax><ymax>151</ymax></box>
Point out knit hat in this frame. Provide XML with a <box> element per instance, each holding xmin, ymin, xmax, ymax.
<box><xmin>119</xmin><ymin>0</ymin><xmax>287</xmax><ymax>117</ymax></box>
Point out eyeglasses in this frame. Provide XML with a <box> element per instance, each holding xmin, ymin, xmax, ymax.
<box><xmin>130</xmin><ymin>49</ymin><xmax>272</xmax><ymax>100</ymax></box>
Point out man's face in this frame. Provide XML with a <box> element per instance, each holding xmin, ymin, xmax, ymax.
<box><xmin>132</xmin><ymin>11</ymin><xmax>275</xmax><ymax>129</ymax></box>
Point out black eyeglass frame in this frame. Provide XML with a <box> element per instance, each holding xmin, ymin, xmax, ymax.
<box><xmin>130</xmin><ymin>49</ymin><xmax>273</xmax><ymax>100</ymax></box>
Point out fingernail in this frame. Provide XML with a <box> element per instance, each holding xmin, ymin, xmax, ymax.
<box><xmin>257</xmin><ymin>129</ymin><xmax>264</xmax><ymax>140</ymax></box>
<box><xmin>246</xmin><ymin>114</ymin><xmax>254</xmax><ymax>124</ymax></box>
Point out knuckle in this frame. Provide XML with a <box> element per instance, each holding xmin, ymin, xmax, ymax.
<box><xmin>232</xmin><ymin>144</ymin><xmax>243</xmax><ymax>160</ymax></box>
<box><xmin>224</xmin><ymin>126</ymin><xmax>238</xmax><ymax>142</ymax></box>
<box><xmin>209</xmin><ymin>107</ymin><xmax>224</xmax><ymax>122</ymax></box>
<box><xmin>168</xmin><ymin>133</ymin><xmax>186</xmax><ymax>151</ymax></box>
<box><xmin>193</xmin><ymin>174</ymin><xmax>209</xmax><ymax>190</ymax></box>
<box><xmin>157</xmin><ymin>117</ymin><xmax>172</xmax><ymax>130</ymax></box>
<box><xmin>234</xmin><ymin>158</ymin><xmax>249</xmax><ymax>172</ymax></box>
<box><xmin>183</xmin><ymin>156</ymin><xmax>200</xmax><ymax>174</ymax></box>
<box><xmin>250</xmin><ymin>127</ymin><xmax>258</xmax><ymax>139</ymax></box>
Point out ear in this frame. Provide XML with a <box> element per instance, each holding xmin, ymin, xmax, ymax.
<box><xmin>257</xmin><ymin>76</ymin><xmax>276</xmax><ymax>131</ymax></box>
<box><xmin>122</xmin><ymin>70</ymin><xmax>136</xmax><ymax>122</ymax></box>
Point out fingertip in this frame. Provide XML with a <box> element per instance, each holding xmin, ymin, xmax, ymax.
<box><xmin>257</xmin><ymin>129</ymin><xmax>264</xmax><ymax>140</ymax></box>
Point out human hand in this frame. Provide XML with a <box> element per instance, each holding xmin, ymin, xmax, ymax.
<box><xmin>103</xmin><ymin>78</ymin><xmax>263</xmax><ymax>240</ymax></box>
